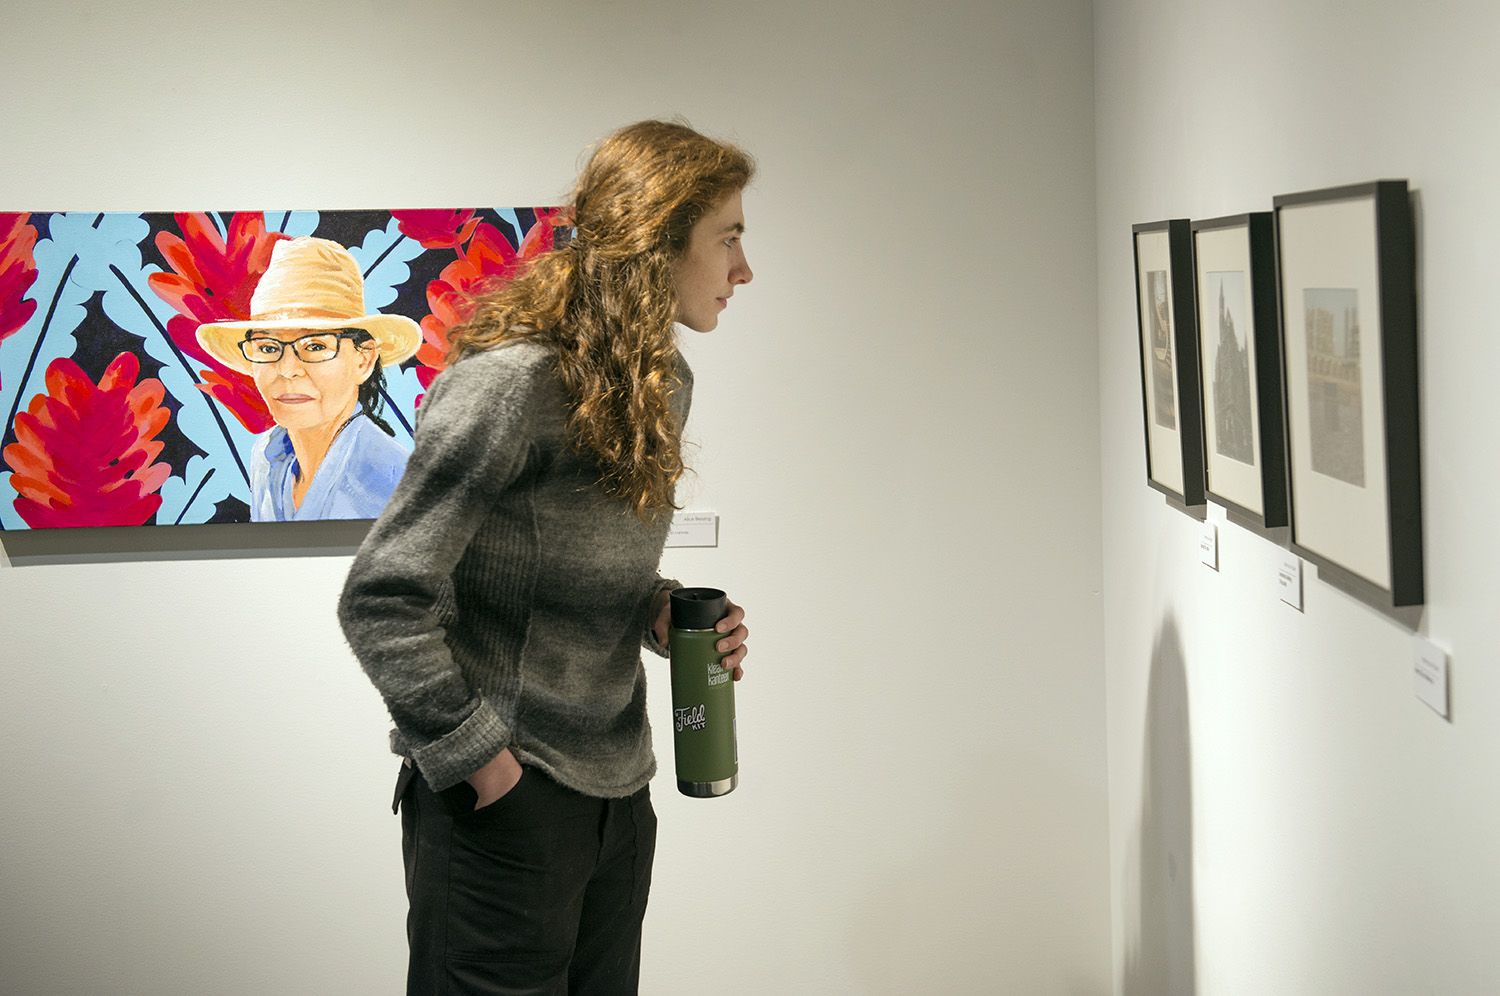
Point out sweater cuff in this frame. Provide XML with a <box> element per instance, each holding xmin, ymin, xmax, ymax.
<box><xmin>642</xmin><ymin>577</ymin><xmax>682</xmax><ymax>658</ymax></box>
<box><xmin>409</xmin><ymin>699</ymin><xmax>511</xmax><ymax>792</ymax></box>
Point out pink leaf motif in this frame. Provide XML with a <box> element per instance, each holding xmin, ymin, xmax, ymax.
<box><xmin>391</xmin><ymin>209</ymin><xmax>481</xmax><ymax>250</ymax></box>
<box><xmin>0</xmin><ymin>213</ymin><xmax>41</xmax><ymax>391</ymax></box>
<box><xmin>3</xmin><ymin>352</ymin><xmax>173</xmax><ymax>528</ymax></box>
<box><xmin>147</xmin><ymin>212</ymin><xmax>287</xmax><ymax>432</ymax></box>
<box><xmin>415</xmin><ymin>212</ymin><xmax>569</xmax><ymax>393</ymax></box>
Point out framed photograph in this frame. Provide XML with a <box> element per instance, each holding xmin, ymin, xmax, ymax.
<box><xmin>1133</xmin><ymin>219</ymin><xmax>1205</xmax><ymax>508</ymax></box>
<box><xmin>1191</xmin><ymin>213</ymin><xmax>1288</xmax><ymax>530</ymax></box>
<box><xmin>1273</xmin><ymin>180</ymin><xmax>1422</xmax><ymax>606</ymax></box>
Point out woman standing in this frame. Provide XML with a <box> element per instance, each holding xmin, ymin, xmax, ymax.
<box><xmin>338</xmin><ymin>120</ymin><xmax>753</xmax><ymax>996</ymax></box>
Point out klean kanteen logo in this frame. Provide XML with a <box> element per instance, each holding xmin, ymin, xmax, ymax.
<box><xmin>674</xmin><ymin>704</ymin><xmax>707</xmax><ymax>732</ymax></box>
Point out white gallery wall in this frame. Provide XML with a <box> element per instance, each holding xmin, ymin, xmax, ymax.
<box><xmin>1096</xmin><ymin>0</ymin><xmax>1500</xmax><ymax>993</ymax></box>
<box><xmin>0</xmin><ymin>2</ymin><xmax>1107</xmax><ymax>995</ymax></box>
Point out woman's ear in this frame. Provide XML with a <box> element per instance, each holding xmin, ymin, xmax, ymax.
<box><xmin>356</xmin><ymin>345</ymin><xmax>378</xmax><ymax>384</ymax></box>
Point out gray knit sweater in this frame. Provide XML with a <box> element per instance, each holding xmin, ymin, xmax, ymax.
<box><xmin>337</xmin><ymin>339</ymin><xmax>689</xmax><ymax>797</ymax></box>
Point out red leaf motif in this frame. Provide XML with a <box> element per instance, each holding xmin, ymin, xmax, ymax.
<box><xmin>391</xmin><ymin>209</ymin><xmax>482</xmax><ymax>250</ymax></box>
<box><xmin>158</xmin><ymin>313</ymin><xmax>274</xmax><ymax>434</ymax></box>
<box><xmin>0</xmin><ymin>212</ymin><xmax>41</xmax><ymax>390</ymax></box>
<box><xmin>195</xmin><ymin>364</ymin><xmax>276</xmax><ymax>434</ymax></box>
<box><xmin>149</xmin><ymin>212</ymin><xmax>285</xmax><ymax>325</ymax></box>
<box><xmin>147</xmin><ymin>213</ymin><xmax>287</xmax><ymax>429</ymax></box>
<box><xmin>3</xmin><ymin>352</ymin><xmax>174</xmax><ymax>528</ymax></box>
<box><xmin>416</xmin><ymin>215</ymin><xmax>565</xmax><ymax>386</ymax></box>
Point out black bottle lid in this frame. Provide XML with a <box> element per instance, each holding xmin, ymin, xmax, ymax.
<box><xmin>670</xmin><ymin>587</ymin><xmax>727</xmax><ymax>629</ymax></box>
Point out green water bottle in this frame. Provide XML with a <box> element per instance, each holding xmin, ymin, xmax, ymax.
<box><xmin>668</xmin><ymin>587</ymin><xmax>738</xmax><ymax>797</ymax></box>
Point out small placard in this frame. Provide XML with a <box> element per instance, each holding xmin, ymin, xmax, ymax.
<box><xmin>1276</xmin><ymin>554</ymin><xmax>1303</xmax><ymax>611</ymax></box>
<box><xmin>1199</xmin><ymin>522</ymin><xmax>1219</xmax><ymax>571</ymax></box>
<box><xmin>1413</xmin><ymin>635</ymin><xmax>1450</xmax><ymax>719</ymax></box>
<box><xmin>666</xmin><ymin>511</ymin><xmax>718</xmax><ymax>548</ymax></box>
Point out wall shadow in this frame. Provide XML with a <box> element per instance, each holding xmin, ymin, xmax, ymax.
<box><xmin>1121</xmin><ymin>613</ymin><xmax>1196</xmax><ymax>995</ymax></box>
<box><xmin>0</xmin><ymin>517</ymin><xmax>372</xmax><ymax>566</ymax></box>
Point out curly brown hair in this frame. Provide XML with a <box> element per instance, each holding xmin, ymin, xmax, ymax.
<box><xmin>449</xmin><ymin>120</ymin><xmax>755</xmax><ymax>521</ymax></box>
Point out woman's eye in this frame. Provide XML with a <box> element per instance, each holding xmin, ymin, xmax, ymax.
<box><xmin>251</xmin><ymin>341</ymin><xmax>280</xmax><ymax>356</ymax></box>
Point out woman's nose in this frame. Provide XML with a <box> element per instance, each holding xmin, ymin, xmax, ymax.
<box><xmin>733</xmin><ymin>250</ymin><xmax>753</xmax><ymax>286</ymax></box>
<box><xmin>275</xmin><ymin>346</ymin><xmax>306</xmax><ymax>375</ymax></box>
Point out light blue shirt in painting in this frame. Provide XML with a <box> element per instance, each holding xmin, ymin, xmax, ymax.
<box><xmin>249</xmin><ymin>414</ymin><xmax>410</xmax><ymax>521</ymax></box>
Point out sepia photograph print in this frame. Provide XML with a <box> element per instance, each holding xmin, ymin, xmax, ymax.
<box><xmin>1273</xmin><ymin>180</ymin><xmax>1422</xmax><ymax>608</ymax></box>
<box><xmin>1191</xmin><ymin>213</ymin><xmax>1287</xmax><ymax>530</ymax></box>
<box><xmin>1133</xmin><ymin>219</ymin><xmax>1204</xmax><ymax>510</ymax></box>
<box><xmin>1303</xmin><ymin>287</ymin><xmax>1364</xmax><ymax>487</ymax></box>
<box><xmin>1147</xmin><ymin>270</ymin><xmax>1176</xmax><ymax>429</ymax></box>
<box><xmin>1208</xmin><ymin>271</ymin><xmax>1252</xmax><ymax>464</ymax></box>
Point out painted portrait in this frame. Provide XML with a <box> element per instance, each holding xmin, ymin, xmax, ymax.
<box><xmin>0</xmin><ymin>207</ymin><xmax>567</xmax><ymax>528</ymax></box>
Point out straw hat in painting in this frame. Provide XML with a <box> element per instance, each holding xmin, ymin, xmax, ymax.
<box><xmin>196</xmin><ymin>236</ymin><xmax>422</xmax><ymax>375</ymax></box>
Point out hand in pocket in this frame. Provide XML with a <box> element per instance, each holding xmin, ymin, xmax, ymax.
<box><xmin>467</xmin><ymin>748</ymin><xmax>525</xmax><ymax>810</ymax></box>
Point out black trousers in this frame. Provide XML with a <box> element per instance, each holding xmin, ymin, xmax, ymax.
<box><xmin>396</xmin><ymin>763</ymin><xmax>657</xmax><ymax>996</ymax></box>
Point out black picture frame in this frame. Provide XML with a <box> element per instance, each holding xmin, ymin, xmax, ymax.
<box><xmin>1190</xmin><ymin>213</ymin><xmax>1288</xmax><ymax>531</ymax></box>
<box><xmin>1272</xmin><ymin>180</ymin><xmax>1423</xmax><ymax>607</ymax></box>
<box><xmin>1133</xmin><ymin>219</ymin><xmax>1205</xmax><ymax>509</ymax></box>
